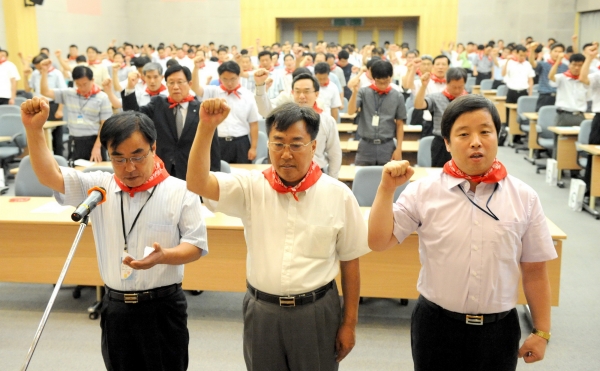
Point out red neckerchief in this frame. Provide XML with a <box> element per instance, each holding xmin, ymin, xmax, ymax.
<box><xmin>244</xmin><ymin>68</ymin><xmax>253</xmax><ymax>72</ymax></box>
<box><xmin>220</xmin><ymin>83</ymin><xmax>241</xmax><ymax>98</ymax></box>
<box><xmin>547</xmin><ymin>58</ymin><xmax>556</xmax><ymax>66</ymax></box>
<box><xmin>114</xmin><ymin>155</ymin><xmax>170</xmax><ymax>197</ymax></box>
<box><xmin>304</xmin><ymin>62</ymin><xmax>313</xmax><ymax>67</ymax></box>
<box><xmin>218</xmin><ymin>60</ymin><xmax>224</xmax><ymax>65</ymax></box>
<box><xmin>431</xmin><ymin>74</ymin><xmax>446</xmax><ymax>84</ymax></box>
<box><xmin>48</xmin><ymin>66</ymin><xmax>56</xmax><ymax>73</ymax></box>
<box><xmin>285</xmin><ymin>68</ymin><xmax>294</xmax><ymax>74</ymax></box>
<box><xmin>146</xmin><ymin>84</ymin><xmax>167</xmax><ymax>97</ymax></box>
<box><xmin>262</xmin><ymin>161</ymin><xmax>322</xmax><ymax>201</ymax></box>
<box><xmin>275</xmin><ymin>62</ymin><xmax>280</xmax><ymax>67</ymax></box>
<box><xmin>168</xmin><ymin>95</ymin><xmax>195</xmax><ymax>109</ymax></box>
<box><xmin>120</xmin><ymin>63</ymin><xmax>127</xmax><ymax>69</ymax></box>
<box><xmin>564</xmin><ymin>71</ymin><xmax>579</xmax><ymax>80</ymax></box>
<box><xmin>510</xmin><ymin>56</ymin><xmax>519</xmax><ymax>62</ymax></box>
<box><xmin>313</xmin><ymin>102</ymin><xmax>323</xmax><ymax>114</ymax></box>
<box><xmin>369</xmin><ymin>83</ymin><xmax>392</xmax><ymax>95</ymax></box>
<box><xmin>268</xmin><ymin>66</ymin><xmax>275</xmax><ymax>72</ymax></box>
<box><xmin>443</xmin><ymin>158</ymin><xmax>507</xmax><ymax>184</ymax></box>
<box><xmin>108</xmin><ymin>59</ymin><xmax>114</xmax><ymax>63</ymax></box>
<box><xmin>77</xmin><ymin>84</ymin><xmax>101</xmax><ymax>99</ymax></box>
<box><xmin>416</xmin><ymin>69</ymin><xmax>422</xmax><ymax>76</ymax></box>
<box><xmin>88</xmin><ymin>60</ymin><xmax>101</xmax><ymax>66</ymax></box>
<box><xmin>478</xmin><ymin>52</ymin><xmax>491</xmax><ymax>61</ymax></box>
<box><xmin>381</xmin><ymin>55</ymin><xmax>387</xmax><ymax>61</ymax></box>
<box><xmin>0</xmin><ymin>58</ymin><xmax>7</xmax><ymax>65</ymax></box>
<box><xmin>330</xmin><ymin>64</ymin><xmax>336</xmax><ymax>71</ymax></box>
<box><xmin>322</xmin><ymin>79</ymin><xmax>330</xmax><ymax>87</ymax></box>
<box><xmin>442</xmin><ymin>88</ymin><xmax>467</xmax><ymax>101</ymax></box>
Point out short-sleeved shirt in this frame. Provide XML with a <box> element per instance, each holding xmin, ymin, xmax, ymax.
<box><xmin>535</xmin><ymin>61</ymin><xmax>568</xmax><ymax>94</ymax></box>
<box><xmin>29</xmin><ymin>69</ymin><xmax>67</xmax><ymax>99</ymax></box>
<box><xmin>316</xmin><ymin>83</ymin><xmax>342</xmax><ymax>116</ymax></box>
<box><xmin>203</xmin><ymin>85</ymin><xmax>260</xmax><ymax>137</ymax></box>
<box><xmin>55</xmin><ymin>167</ymin><xmax>208</xmax><ymax>291</ymax></box>
<box><xmin>53</xmin><ymin>88</ymin><xmax>113</xmax><ymax>137</ymax></box>
<box><xmin>204</xmin><ymin>171</ymin><xmax>370</xmax><ymax>296</ymax></box>
<box><xmin>550</xmin><ymin>74</ymin><xmax>589</xmax><ymax>112</ymax></box>
<box><xmin>424</xmin><ymin>92</ymin><xmax>452</xmax><ymax>136</ymax></box>
<box><xmin>0</xmin><ymin>60</ymin><xmax>20</xmax><ymax>99</ymax></box>
<box><xmin>355</xmin><ymin>86</ymin><xmax>407</xmax><ymax>139</ymax></box>
<box><xmin>504</xmin><ymin>60</ymin><xmax>535</xmax><ymax>91</ymax></box>
<box><xmin>589</xmin><ymin>73</ymin><xmax>600</xmax><ymax>113</ymax></box>
<box><xmin>474</xmin><ymin>55</ymin><xmax>494</xmax><ymax>73</ymax></box>
<box><xmin>413</xmin><ymin>79</ymin><xmax>446</xmax><ymax>122</ymax></box>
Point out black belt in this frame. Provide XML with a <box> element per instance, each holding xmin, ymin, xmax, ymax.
<box><xmin>539</xmin><ymin>92</ymin><xmax>556</xmax><ymax>97</ymax></box>
<box><xmin>247</xmin><ymin>280</ymin><xmax>335</xmax><ymax>307</ymax></box>
<box><xmin>556</xmin><ymin>109</ymin><xmax>583</xmax><ymax>116</ymax></box>
<box><xmin>218</xmin><ymin>135</ymin><xmax>247</xmax><ymax>142</ymax></box>
<box><xmin>361</xmin><ymin>137</ymin><xmax>394</xmax><ymax>144</ymax></box>
<box><xmin>106</xmin><ymin>283</ymin><xmax>181</xmax><ymax>304</ymax></box>
<box><xmin>508</xmin><ymin>88</ymin><xmax>528</xmax><ymax>93</ymax></box>
<box><xmin>420</xmin><ymin>295</ymin><xmax>511</xmax><ymax>325</ymax></box>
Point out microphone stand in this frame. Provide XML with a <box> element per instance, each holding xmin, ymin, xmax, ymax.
<box><xmin>21</xmin><ymin>215</ymin><xmax>90</xmax><ymax>371</ymax></box>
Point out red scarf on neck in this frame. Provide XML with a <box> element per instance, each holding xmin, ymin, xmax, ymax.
<box><xmin>322</xmin><ymin>79</ymin><xmax>330</xmax><ymax>87</ymax></box>
<box><xmin>330</xmin><ymin>64</ymin><xmax>336</xmax><ymax>71</ymax></box>
<box><xmin>369</xmin><ymin>84</ymin><xmax>392</xmax><ymax>95</ymax></box>
<box><xmin>313</xmin><ymin>102</ymin><xmax>323</xmax><ymax>114</ymax></box>
<box><xmin>220</xmin><ymin>83</ymin><xmax>241</xmax><ymax>98</ymax></box>
<box><xmin>442</xmin><ymin>88</ymin><xmax>468</xmax><ymax>101</ymax></box>
<box><xmin>564</xmin><ymin>70</ymin><xmax>579</xmax><ymax>80</ymax></box>
<box><xmin>268</xmin><ymin>66</ymin><xmax>275</xmax><ymax>72</ymax></box>
<box><xmin>416</xmin><ymin>69</ymin><xmax>422</xmax><ymax>77</ymax></box>
<box><xmin>262</xmin><ymin>161</ymin><xmax>322</xmax><ymax>201</ymax></box>
<box><xmin>146</xmin><ymin>84</ymin><xmax>167</xmax><ymax>97</ymax></box>
<box><xmin>546</xmin><ymin>58</ymin><xmax>556</xmax><ymax>66</ymax></box>
<box><xmin>77</xmin><ymin>84</ymin><xmax>101</xmax><ymax>99</ymax></box>
<box><xmin>285</xmin><ymin>68</ymin><xmax>294</xmax><ymax>74</ymax></box>
<box><xmin>0</xmin><ymin>58</ymin><xmax>7</xmax><ymax>65</ymax></box>
<box><xmin>168</xmin><ymin>95</ymin><xmax>195</xmax><ymax>109</ymax></box>
<box><xmin>478</xmin><ymin>52</ymin><xmax>491</xmax><ymax>61</ymax></box>
<box><xmin>431</xmin><ymin>74</ymin><xmax>446</xmax><ymax>84</ymax></box>
<box><xmin>114</xmin><ymin>155</ymin><xmax>170</xmax><ymax>197</ymax></box>
<box><xmin>443</xmin><ymin>158</ymin><xmax>507</xmax><ymax>184</ymax></box>
<box><xmin>88</xmin><ymin>60</ymin><xmax>101</xmax><ymax>66</ymax></box>
<box><xmin>275</xmin><ymin>62</ymin><xmax>280</xmax><ymax>67</ymax></box>
<box><xmin>304</xmin><ymin>62</ymin><xmax>313</xmax><ymax>67</ymax></box>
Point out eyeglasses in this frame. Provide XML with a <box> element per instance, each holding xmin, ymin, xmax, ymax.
<box><xmin>268</xmin><ymin>140</ymin><xmax>314</xmax><ymax>152</ymax></box>
<box><xmin>110</xmin><ymin>149</ymin><xmax>152</xmax><ymax>166</ymax></box>
<box><xmin>166</xmin><ymin>80</ymin><xmax>189</xmax><ymax>87</ymax></box>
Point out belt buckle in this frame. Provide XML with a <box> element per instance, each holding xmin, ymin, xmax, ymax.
<box><xmin>279</xmin><ymin>296</ymin><xmax>295</xmax><ymax>307</ymax></box>
<box><xmin>466</xmin><ymin>314</ymin><xmax>483</xmax><ymax>325</ymax></box>
<box><xmin>373</xmin><ymin>139</ymin><xmax>381</xmax><ymax>144</ymax></box>
<box><xmin>124</xmin><ymin>293</ymin><xmax>138</xmax><ymax>304</ymax></box>
<box><xmin>225</xmin><ymin>137</ymin><xmax>233</xmax><ymax>141</ymax></box>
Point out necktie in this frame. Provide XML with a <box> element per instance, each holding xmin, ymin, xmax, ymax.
<box><xmin>175</xmin><ymin>106</ymin><xmax>184</xmax><ymax>139</ymax></box>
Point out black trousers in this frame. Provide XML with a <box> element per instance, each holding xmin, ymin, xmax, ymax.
<box><xmin>411</xmin><ymin>296</ymin><xmax>521</xmax><ymax>371</ymax></box>
<box><xmin>535</xmin><ymin>93</ymin><xmax>556</xmax><ymax>112</ymax></box>
<box><xmin>219</xmin><ymin>136</ymin><xmax>251</xmax><ymax>164</ymax></box>
<box><xmin>0</xmin><ymin>98</ymin><xmax>9</xmax><ymax>105</ymax></box>
<box><xmin>48</xmin><ymin>102</ymin><xmax>64</xmax><ymax>156</ymax></box>
<box><xmin>584</xmin><ymin>114</ymin><xmax>600</xmax><ymax>193</ymax></box>
<box><xmin>68</xmin><ymin>135</ymin><xmax>107</xmax><ymax>162</ymax></box>
<box><xmin>100</xmin><ymin>286</ymin><xmax>189</xmax><ymax>371</ymax></box>
<box><xmin>431</xmin><ymin>135</ymin><xmax>452</xmax><ymax>168</ymax></box>
<box><xmin>491</xmin><ymin>81</ymin><xmax>505</xmax><ymax>89</ymax></box>
<box><xmin>475</xmin><ymin>72</ymin><xmax>492</xmax><ymax>86</ymax></box>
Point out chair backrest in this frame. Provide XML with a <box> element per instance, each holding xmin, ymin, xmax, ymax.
<box><xmin>340</xmin><ymin>97</ymin><xmax>349</xmax><ymax>113</ymax></box>
<box><xmin>465</xmin><ymin>76</ymin><xmax>476</xmax><ymax>93</ymax></box>
<box><xmin>577</xmin><ymin>119</ymin><xmax>592</xmax><ymax>147</ymax></box>
<box><xmin>352</xmin><ymin>166</ymin><xmax>408</xmax><ymax>206</ymax></box>
<box><xmin>417</xmin><ymin>136</ymin><xmax>434</xmax><ymax>167</ymax></box>
<box><xmin>220</xmin><ymin>160</ymin><xmax>231</xmax><ymax>173</ymax></box>
<box><xmin>496</xmin><ymin>84</ymin><xmax>508</xmax><ymax>97</ymax></box>
<box><xmin>0</xmin><ymin>105</ymin><xmax>21</xmax><ymax>118</ymax></box>
<box><xmin>480</xmin><ymin>79</ymin><xmax>493</xmax><ymax>91</ymax></box>
<box><xmin>258</xmin><ymin>118</ymin><xmax>267</xmax><ymax>134</ymax></box>
<box><xmin>404</xmin><ymin>96</ymin><xmax>414</xmax><ymax>110</ymax></box>
<box><xmin>537</xmin><ymin>105</ymin><xmax>557</xmax><ymax>140</ymax></box>
<box><xmin>82</xmin><ymin>166</ymin><xmax>114</xmax><ymax>174</ymax></box>
<box><xmin>533</xmin><ymin>84</ymin><xmax>539</xmax><ymax>92</ymax></box>
<box><xmin>516</xmin><ymin>96</ymin><xmax>538</xmax><ymax>116</ymax></box>
<box><xmin>14</xmin><ymin>96</ymin><xmax>27</xmax><ymax>106</ymax></box>
<box><xmin>253</xmin><ymin>131</ymin><xmax>269</xmax><ymax>164</ymax></box>
<box><xmin>0</xmin><ymin>113</ymin><xmax>26</xmax><ymax>148</ymax></box>
<box><xmin>406</xmin><ymin>107</ymin><xmax>414</xmax><ymax>126</ymax></box>
<box><xmin>15</xmin><ymin>155</ymin><xmax>69</xmax><ymax>196</ymax></box>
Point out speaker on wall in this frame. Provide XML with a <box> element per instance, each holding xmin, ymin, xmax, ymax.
<box><xmin>24</xmin><ymin>0</ymin><xmax>44</xmax><ymax>6</ymax></box>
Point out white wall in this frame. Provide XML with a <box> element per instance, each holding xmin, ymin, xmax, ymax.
<box><xmin>0</xmin><ymin>0</ymin><xmax>7</xmax><ymax>50</ymax></box>
<box><xmin>577</xmin><ymin>0</ymin><xmax>600</xmax><ymax>13</ymax></box>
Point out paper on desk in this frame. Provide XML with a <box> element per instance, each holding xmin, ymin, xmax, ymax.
<box><xmin>201</xmin><ymin>205</ymin><xmax>215</xmax><ymax>218</ymax></box>
<box><xmin>31</xmin><ymin>201</ymin><xmax>72</xmax><ymax>214</ymax></box>
<box><xmin>73</xmin><ymin>159</ymin><xmax>94</xmax><ymax>168</ymax></box>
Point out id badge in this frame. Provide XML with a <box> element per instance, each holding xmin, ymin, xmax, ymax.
<box><xmin>121</xmin><ymin>252</ymin><xmax>134</xmax><ymax>280</ymax></box>
<box><xmin>372</xmin><ymin>115</ymin><xmax>380</xmax><ymax>127</ymax></box>
<box><xmin>76</xmin><ymin>114</ymin><xmax>85</xmax><ymax>125</ymax></box>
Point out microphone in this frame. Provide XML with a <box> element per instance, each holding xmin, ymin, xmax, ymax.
<box><xmin>71</xmin><ymin>186</ymin><xmax>107</xmax><ymax>222</ymax></box>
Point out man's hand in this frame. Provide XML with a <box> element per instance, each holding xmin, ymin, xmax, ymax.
<box><xmin>194</xmin><ymin>55</ymin><xmax>205</xmax><ymax>69</ymax></box>
<box><xmin>39</xmin><ymin>59</ymin><xmax>52</xmax><ymax>73</ymax></box>
<box><xmin>528</xmin><ymin>42</ymin><xmax>539</xmax><ymax>51</ymax></box>
<box><xmin>348</xmin><ymin>77</ymin><xmax>360</xmax><ymax>92</ymax></box>
<box><xmin>518</xmin><ymin>333</ymin><xmax>548</xmax><ymax>363</ymax></box>
<box><xmin>420</xmin><ymin>72</ymin><xmax>431</xmax><ymax>86</ymax></box>
<box><xmin>102</xmin><ymin>78</ymin><xmax>112</xmax><ymax>91</ymax></box>
<box><xmin>127</xmin><ymin>71</ymin><xmax>140</xmax><ymax>90</ymax></box>
<box><xmin>248</xmin><ymin>148</ymin><xmax>256</xmax><ymax>161</ymax></box>
<box><xmin>112</xmin><ymin>62</ymin><xmax>121</xmax><ymax>72</ymax></box>
<box><xmin>265</xmin><ymin>77</ymin><xmax>273</xmax><ymax>91</ymax></box>
<box><xmin>351</xmin><ymin>65</ymin><xmax>360</xmax><ymax>74</ymax></box>
<box><xmin>381</xmin><ymin>160</ymin><xmax>413</xmax><ymax>192</ymax></box>
<box><xmin>21</xmin><ymin>97</ymin><xmax>50</xmax><ymax>131</ymax></box>
<box><xmin>557</xmin><ymin>52</ymin><xmax>565</xmax><ymax>61</ymax></box>
<box><xmin>254</xmin><ymin>68</ymin><xmax>269</xmax><ymax>86</ymax></box>
<box><xmin>335</xmin><ymin>323</ymin><xmax>355</xmax><ymax>363</ymax></box>
<box><xmin>90</xmin><ymin>142</ymin><xmax>103</xmax><ymax>162</ymax></box>
<box><xmin>54</xmin><ymin>49</ymin><xmax>62</xmax><ymax>58</ymax></box>
<box><xmin>8</xmin><ymin>98</ymin><xmax>15</xmax><ymax>105</ymax></box>
<box><xmin>23</xmin><ymin>66</ymin><xmax>33</xmax><ymax>77</ymax></box>
<box><xmin>199</xmin><ymin>98</ymin><xmax>231</xmax><ymax>130</ymax></box>
<box><xmin>391</xmin><ymin>148</ymin><xmax>403</xmax><ymax>161</ymax></box>
<box><xmin>123</xmin><ymin>242</ymin><xmax>165</xmax><ymax>270</ymax></box>
<box><xmin>585</xmin><ymin>46</ymin><xmax>598</xmax><ymax>59</ymax></box>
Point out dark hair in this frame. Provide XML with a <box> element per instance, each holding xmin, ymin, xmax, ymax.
<box><xmin>217</xmin><ymin>47</ymin><xmax>227</xmax><ymax>54</ymax></box>
<box><xmin>69</xmin><ymin>44</ymin><xmax>78</xmax><ymax>49</ymax></box>
<box><xmin>432</xmin><ymin>54</ymin><xmax>451</xmax><ymax>65</ymax></box>
<box><xmin>291</xmin><ymin>73</ymin><xmax>319</xmax><ymax>92</ymax></box>
<box><xmin>217</xmin><ymin>61</ymin><xmax>241</xmax><ymax>76</ymax></box>
<box><xmin>534</xmin><ymin>44</ymin><xmax>543</xmax><ymax>53</ymax></box>
<box><xmin>570</xmin><ymin>53</ymin><xmax>585</xmax><ymax>63</ymax></box>
<box><xmin>548</xmin><ymin>37</ymin><xmax>556</xmax><ymax>43</ymax></box>
<box><xmin>132</xmin><ymin>56</ymin><xmax>151</xmax><ymax>68</ymax></box>
<box><xmin>550</xmin><ymin>43</ymin><xmax>565</xmax><ymax>51</ymax></box>
<box><xmin>582</xmin><ymin>43</ymin><xmax>593</xmax><ymax>51</ymax></box>
<box><xmin>314</xmin><ymin>62</ymin><xmax>330</xmax><ymax>75</ymax></box>
<box><xmin>370</xmin><ymin>60</ymin><xmax>393</xmax><ymax>79</ymax></box>
<box><xmin>166</xmin><ymin>59</ymin><xmax>179</xmax><ymax>68</ymax></box>
<box><xmin>100</xmin><ymin>111</ymin><xmax>157</xmax><ymax>150</ymax></box>
<box><xmin>272</xmin><ymin>42</ymin><xmax>281</xmax><ymax>48</ymax></box>
<box><xmin>86</xmin><ymin>46</ymin><xmax>99</xmax><ymax>53</ymax></box>
<box><xmin>157</xmin><ymin>46</ymin><xmax>164</xmax><ymax>52</ymax></box>
<box><xmin>338</xmin><ymin>50</ymin><xmax>349</xmax><ymax>60</ymax></box>
<box><xmin>240</xmin><ymin>49</ymin><xmax>249</xmax><ymax>55</ymax></box>
<box><xmin>441</xmin><ymin>95</ymin><xmax>501</xmax><ymax>141</ymax></box>
<box><xmin>372</xmin><ymin>47</ymin><xmax>385</xmax><ymax>56</ymax></box>
<box><xmin>258</xmin><ymin>50</ymin><xmax>271</xmax><ymax>60</ymax></box>
<box><xmin>477</xmin><ymin>44</ymin><xmax>485</xmax><ymax>50</ymax></box>
<box><xmin>515</xmin><ymin>45</ymin><xmax>527</xmax><ymax>53</ymax></box>
<box><xmin>75</xmin><ymin>55</ymin><xmax>87</xmax><ymax>63</ymax></box>
<box><xmin>210</xmin><ymin>56</ymin><xmax>218</xmax><ymax>62</ymax></box>
<box><xmin>107</xmin><ymin>47</ymin><xmax>117</xmax><ymax>54</ymax></box>
<box><xmin>72</xmin><ymin>66</ymin><xmax>93</xmax><ymax>81</ymax></box>
<box><xmin>566</xmin><ymin>46</ymin><xmax>574</xmax><ymax>53</ymax></box>
<box><xmin>164</xmin><ymin>64</ymin><xmax>191</xmax><ymax>81</ymax></box>
<box><xmin>32</xmin><ymin>53</ymin><xmax>49</xmax><ymax>65</ymax></box>
<box><xmin>366</xmin><ymin>56</ymin><xmax>382</xmax><ymax>70</ymax></box>
<box><xmin>40</xmin><ymin>47</ymin><xmax>50</xmax><ymax>53</ymax></box>
<box><xmin>123</xmin><ymin>43</ymin><xmax>133</xmax><ymax>49</ymax></box>
<box><xmin>406</xmin><ymin>49</ymin><xmax>418</xmax><ymax>57</ymax></box>
<box><xmin>292</xmin><ymin>67</ymin><xmax>311</xmax><ymax>78</ymax></box>
<box><xmin>446</xmin><ymin>67</ymin><xmax>468</xmax><ymax>83</ymax></box>
<box><xmin>283</xmin><ymin>53</ymin><xmax>294</xmax><ymax>61</ymax></box>
<box><xmin>265</xmin><ymin>102</ymin><xmax>320</xmax><ymax>140</ymax></box>
<box><xmin>325</xmin><ymin>53</ymin><xmax>335</xmax><ymax>60</ymax></box>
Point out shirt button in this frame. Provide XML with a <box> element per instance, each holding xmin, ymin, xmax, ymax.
<box><xmin>474</xmin><ymin>220</ymin><xmax>479</xmax><ymax>226</ymax></box>
<box><xmin>472</xmin><ymin>271</ymin><xmax>477</xmax><ymax>277</ymax></box>
<box><xmin>471</xmin><ymin>296</ymin><xmax>478</xmax><ymax>301</ymax></box>
<box><xmin>473</xmin><ymin>245</ymin><xmax>478</xmax><ymax>251</ymax></box>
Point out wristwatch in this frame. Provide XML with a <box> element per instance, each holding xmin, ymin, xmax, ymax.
<box><xmin>532</xmin><ymin>328</ymin><xmax>551</xmax><ymax>342</ymax></box>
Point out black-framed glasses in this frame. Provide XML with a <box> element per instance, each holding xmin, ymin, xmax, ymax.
<box><xmin>110</xmin><ymin>148</ymin><xmax>152</xmax><ymax>166</ymax></box>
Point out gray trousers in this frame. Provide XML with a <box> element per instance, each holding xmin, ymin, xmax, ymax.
<box><xmin>243</xmin><ymin>284</ymin><xmax>342</xmax><ymax>371</ymax></box>
<box><xmin>355</xmin><ymin>139</ymin><xmax>396</xmax><ymax>165</ymax></box>
<box><xmin>555</xmin><ymin>111</ymin><xmax>585</xmax><ymax>127</ymax></box>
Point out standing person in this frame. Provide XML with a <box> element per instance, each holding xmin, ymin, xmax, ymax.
<box><xmin>85</xmin><ymin>46</ymin><xmax>111</xmax><ymax>88</ymax></box>
<box><xmin>40</xmin><ymin>60</ymin><xmax>112</xmax><ymax>162</ymax></box>
<box><xmin>472</xmin><ymin>44</ymin><xmax>494</xmax><ymax>85</ymax></box>
<box><xmin>347</xmin><ymin>60</ymin><xmax>407</xmax><ymax>165</ymax></box>
<box><xmin>313</xmin><ymin>62</ymin><xmax>343</xmax><ymax>121</ymax></box>
<box><xmin>21</xmin><ymin>97</ymin><xmax>207</xmax><ymax>371</ymax></box>
<box><xmin>528</xmin><ymin>42</ymin><xmax>568</xmax><ymax>111</ymax></box>
<box><xmin>549</xmin><ymin>52</ymin><xmax>589</xmax><ymax>127</ymax></box>
<box><xmin>187</xmin><ymin>99</ymin><xmax>370</xmax><ymax>371</ymax></box>
<box><xmin>337</xmin><ymin>50</ymin><xmax>355</xmax><ymax>100</ymax></box>
<box><xmin>106</xmin><ymin>62</ymin><xmax>168</xmax><ymax>109</ymax></box>
<box><xmin>502</xmin><ymin>45</ymin><xmax>535</xmax><ymax>131</ymax></box>
<box><xmin>0</xmin><ymin>49</ymin><xmax>20</xmax><ymax>105</ymax></box>
<box><xmin>582</xmin><ymin>47</ymin><xmax>600</xmax><ymax>197</ymax></box>
<box><xmin>369</xmin><ymin>94</ymin><xmax>556</xmax><ymax>371</ymax></box>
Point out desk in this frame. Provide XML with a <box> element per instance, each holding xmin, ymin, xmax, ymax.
<box><xmin>43</xmin><ymin>121</ymin><xmax>66</xmax><ymax>154</ymax></box>
<box><xmin>548</xmin><ymin>126</ymin><xmax>581</xmax><ymax>179</ymax></box>
<box><xmin>340</xmin><ymin>140</ymin><xmax>419</xmax><ymax>165</ymax></box>
<box><xmin>471</xmin><ymin>85</ymin><xmax>481</xmax><ymax>95</ymax></box>
<box><xmin>505</xmin><ymin>103</ymin><xmax>523</xmax><ymax>146</ymax></box>
<box><xmin>0</xmin><ymin>136</ymin><xmax>12</xmax><ymax>143</ymax></box>
<box><xmin>340</xmin><ymin>113</ymin><xmax>356</xmax><ymax>122</ymax></box>
<box><xmin>579</xmin><ymin>144</ymin><xmax>600</xmax><ymax>216</ymax></box>
<box><xmin>482</xmin><ymin>90</ymin><xmax>497</xmax><ymax>100</ymax></box>
<box><xmin>492</xmin><ymin>96</ymin><xmax>506</xmax><ymax>123</ymax></box>
<box><xmin>522</xmin><ymin>112</ymin><xmax>545</xmax><ymax>159</ymax></box>
<box><xmin>0</xmin><ymin>197</ymin><xmax>566</xmax><ymax>305</ymax></box>
<box><xmin>337</xmin><ymin>124</ymin><xmax>422</xmax><ymax>142</ymax></box>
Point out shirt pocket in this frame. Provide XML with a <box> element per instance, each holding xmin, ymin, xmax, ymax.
<box><xmin>145</xmin><ymin>223</ymin><xmax>179</xmax><ymax>250</ymax></box>
<box><xmin>302</xmin><ymin>225</ymin><xmax>336</xmax><ymax>259</ymax></box>
<box><xmin>492</xmin><ymin>221</ymin><xmax>526</xmax><ymax>261</ymax></box>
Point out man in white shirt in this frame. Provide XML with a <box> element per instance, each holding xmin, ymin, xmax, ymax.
<box><xmin>271</xmin><ymin>53</ymin><xmax>295</xmax><ymax>95</ymax></box>
<box><xmin>502</xmin><ymin>45</ymin><xmax>535</xmax><ymax>138</ymax></box>
<box><xmin>155</xmin><ymin>46</ymin><xmax>172</xmax><ymax>73</ymax></box>
<box><xmin>0</xmin><ymin>49</ymin><xmax>20</xmax><ymax>105</ymax></box>
<box><xmin>313</xmin><ymin>62</ymin><xmax>343</xmax><ymax>121</ymax></box>
<box><xmin>549</xmin><ymin>52</ymin><xmax>589</xmax><ymax>126</ymax></box>
<box><xmin>192</xmin><ymin>61</ymin><xmax>260</xmax><ymax>164</ymax></box>
<box><xmin>174</xmin><ymin>48</ymin><xmax>194</xmax><ymax>71</ymax></box>
<box><xmin>369</xmin><ymin>94</ymin><xmax>556</xmax><ymax>370</ymax></box>
<box><xmin>187</xmin><ymin>99</ymin><xmax>370</xmax><ymax>371</ymax></box>
<box><xmin>581</xmin><ymin>47</ymin><xmax>600</xmax><ymax>196</ymax></box>
<box><xmin>85</xmin><ymin>46</ymin><xmax>110</xmax><ymax>88</ymax></box>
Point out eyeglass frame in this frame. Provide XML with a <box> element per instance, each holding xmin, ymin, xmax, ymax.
<box><xmin>110</xmin><ymin>148</ymin><xmax>153</xmax><ymax>166</ymax></box>
<box><xmin>166</xmin><ymin>80</ymin><xmax>190</xmax><ymax>87</ymax></box>
<box><xmin>267</xmin><ymin>140</ymin><xmax>314</xmax><ymax>153</ymax></box>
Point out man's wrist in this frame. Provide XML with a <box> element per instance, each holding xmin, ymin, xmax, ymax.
<box><xmin>531</xmin><ymin>328</ymin><xmax>551</xmax><ymax>342</ymax></box>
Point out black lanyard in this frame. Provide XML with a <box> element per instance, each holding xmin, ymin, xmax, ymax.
<box><xmin>120</xmin><ymin>186</ymin><xmax>158</xmax><ymax>253</ymax></box>
<box><xmin>458</xmin><ymin>183</ymin><xmax>499</xmax><ymax>221</ymax></box>
<box><xmin>374</xmin><ymin>91</ymin><xmax>387</xmax><ymax>115</ymax></box>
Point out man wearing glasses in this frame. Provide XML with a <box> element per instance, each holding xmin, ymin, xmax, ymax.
<box><xmin>187</xmin><ymin>100</ymin><xmax>370</xmax><ymax>371</ymax></box>
<box><xmin>347</xmin><ymin>60</ymin><xmax>407</xmax><ymax>165</ymax></box>
<box><xmin>191</xmin><ymin>60</ymin><xmax>260</xmax><ymax>164</ymax></box>
<box><xmin>122</xmin><ymin>64</ymin><xmax>221</xmax><ymax>178</ymax></box>
<box><xmin>20</xmin><ymin>98</ymin><xmax>208</xmax><ymax>370</ymax></box>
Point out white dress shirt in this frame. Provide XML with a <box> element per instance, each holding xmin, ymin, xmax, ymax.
<box><xmin>392</xmin><ymin>172</ymin><xmax>557</xmax><ymax>314</ymax></box>
<box><xmin>0</xmin><ymin>60</ymin><xmax>20</xmax><ymax>99</ymax></box>
<box><xmin>205</xmin><ymin>171</ymin><xmax>370</xmax><ymax>295</ymax></box>
<box><xmin>589</xmin><ymin>73</ymin><xmax>600</xmax><ymax>113</ymax></box>
<box><xmin>550</xmin><ymin>74</ymin><xmax>590</xmax><ymax>113</ymax></box>
<box><xmin>175</xmin><ymin>56</ymin><xmax>194</xmax><ymax>72</ymax></box>
<box><xmin>504</xmin><ymin>60</ymin><xmax>535</xmax><ymax>91</ymax></box>
<box><xmin>55</xmin><ymin>167</ymin><xmax>208</xmax><ymax>291</ymax></box>
<box><xmin>413</xmin><ymin>79</ymin><xmax>447</xmax><ymax>121</ymax></box>
<box><xmin>316</xmin><ymin>83</ymin><xmax>342</xmax><ymax>116</ymax></box>
<box><xmin>203</xmin><ymin>85</ymin><xmax>260</xmax><ymax>137</ymax></box>
<box><xmin>29</xmin><ymin>69</ymin><xmax>67</xmax><ymax>99</ymax></box>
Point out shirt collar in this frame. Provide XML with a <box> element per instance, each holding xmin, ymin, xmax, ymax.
<box><xmin>112</xmin><ymin>183</ymin><xmax>156</xmax><ymax>194</ymax></box>
<box><xmin>443</xmin><ymin>172</ymin><xmax>505</xmax><ymax>191</ymax></box>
